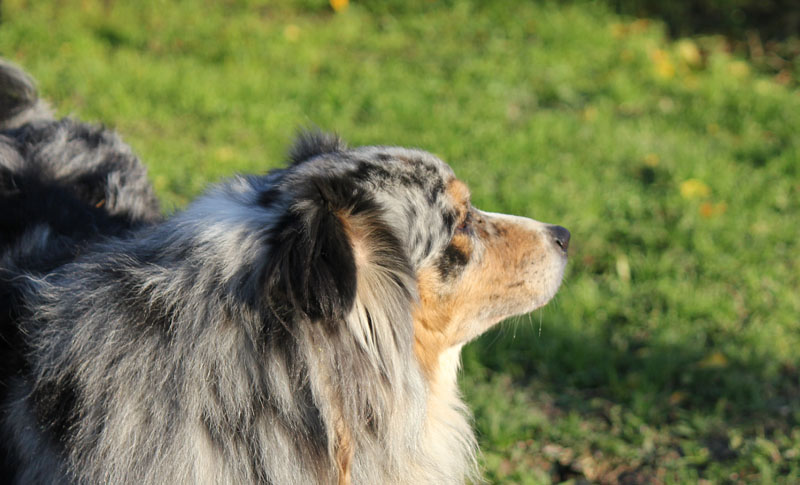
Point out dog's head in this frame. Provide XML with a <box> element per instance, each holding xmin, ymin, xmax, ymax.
<box><xmin>258</xmin><ymin>132</ymin><xmax>568</xmax><ymax>376</ymax></box>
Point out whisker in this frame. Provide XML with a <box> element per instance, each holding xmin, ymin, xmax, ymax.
<box><xmin>539</xmin><ymin>310</ymin><xmax>543</xmax><ymax>337</ymax></box>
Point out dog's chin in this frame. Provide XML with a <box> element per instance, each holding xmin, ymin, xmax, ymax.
<box><xmin>502</xmin><ymin>248</ymin><xmax>568</xmax><ymax>322</ymax></box>
<box><xmin>528</xmin><ymin>251</ymin><xmax>568</xmax><ymax>312</ymax></box>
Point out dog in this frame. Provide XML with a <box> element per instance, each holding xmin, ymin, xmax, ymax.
<box><xmin>0</xmin><ymin>60</ymin><xmax>569</xmax><ymax>484</ymax></box>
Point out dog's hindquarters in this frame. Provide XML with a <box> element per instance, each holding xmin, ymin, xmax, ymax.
<box><xmin>0</xmin><ymin>61</ymin><xmax>164</xmax><ymax>483</ymax></box>
<box><xmin>0</xmin><ymin>60</ymin><xmax>54</xmax><ymax>130</ymax></box>
<box><xmin>0</xmin><ymin>60</ymin><xmax>162</xmax><ymax>262</ymax></box>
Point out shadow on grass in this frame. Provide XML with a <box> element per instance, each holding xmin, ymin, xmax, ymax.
<box><xmin>355</xmin><ymin>0</ymin><xmax>800</xmax><ymax>40</ymax></box>
<box><xmin>599</xmin><ymin>0</ymin><xmax>800</xmax><ymax>40</ymax></box>
<box><xmin>464</xmin><ymin>315</ymin><xmax>800</xmax><ymax>428</ymax></box>
<box><xmin>594</xmin><ymin>0</ymin><xmax>800</xmax><ymax>84</ymax></box>
<box><xmin>462</xmin><ymin>315</ymin><xmax>800</xmax><ymax>482</ymax></box>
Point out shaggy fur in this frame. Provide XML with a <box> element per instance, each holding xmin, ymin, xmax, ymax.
<box><xmin>0</xmin><ymin>60</ymin><xmax>569</xmax><ymax>484</ymax></box>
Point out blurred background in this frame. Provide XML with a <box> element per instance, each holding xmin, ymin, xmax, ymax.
<box><xmin>2</xmin><ymin>0</ymin><xmax>798</xmax><ymax>482</ymax></box>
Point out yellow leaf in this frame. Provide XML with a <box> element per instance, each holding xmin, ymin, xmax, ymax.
<box><xmin>215</xmin><ymin>146</ymin><xmax>236</xmax><ymax>162</ymax></box>
<box><xmin>643</xmin><ymin>153</ymin><xmax>659</xmax><ymax>167</ymax></box>
<box><xmin>728</xmin><ymin>60</ymin><xmax>750</xmax><ymax>78</ymax></box>
<box><xmin>676</xmin><ymin>39</ymin><xmax>701</xmax><ymax>67</ymax></box>
<box><xmin>330</xmin><ymin>0</ymin><xmax>349</xmax><ymax>12</ymax></box>
<box><xmin>698</xmin><ymin>351</ymin><xmax>728</xmax><ymax>368</ymax></box>
<box><xmin>650</xmin><ymin>49</ymin><xmax>675</xmax><ymax>79</ymax></box>
<box><xmin>680</xmin><ymin>179</ymin><xmax>710</xmax><ymax>200</ymax></box>
<box><xmin>700</xmin><ymin>201</ymin><xmax>727</xmax><ymax>218</ymax></box>
<box><xmin>630</xmin><ymin>19</ymin><xmax>650</xmax><ymax>33</ymax></box>
<box><xmin>610</xmin><ymin>23</ymin><xmax>626</xmax><ymax>39</ymax></box>
<box><xmin>581</xmin><ymin>106</ymin><xmax>598</xmax><ymax>122</ymax></box>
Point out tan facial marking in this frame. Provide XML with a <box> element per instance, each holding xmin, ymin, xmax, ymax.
<box><xmin>450</xmin><ymin>231</ymin><xmax>472</xmax><ymax>255</ymax></box>
<box><xmin>413</xmin><ymin>214</ymin><xmax>551</xmax><ymax>379</ymax></box>
<box><xmin>446</xmin><ymin>179</ymin><xmax>471</xmax><ymax>222</ymax></box>
<box><xmin>447</xmin><ymin>179</ymin><xmax>470</xmax><ymax>206</ymax></box>
<box><xmin>413</xmin><ymin>266</ymin><xmax>455</xmax><ymax>379</ymax></box>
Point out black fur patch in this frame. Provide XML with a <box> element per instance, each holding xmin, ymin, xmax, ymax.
<box><xmin>257</xmin><ymin>186</ymin><xmax>282</xmax><ymax>209</ymax></box>
<box><xmin>0</xmin><ymin>167</ymin><xmax>131</xmax><ymax>251</ymax></box>
<box><xmin>264</xmin><ymin>176</ymin><xmax>361</xmax><ymax>325</ymax></box>
<box><xmin>441</xmin><ymin>209</ymin><xmax>457</xmax><ymax>234</ymax></box>
<box><xmin>31</xmin><ymin>374</ymin><xmax>79</xmax><ymax>445</ymax></box>
<box><xmin>437</xmin><ymin>243</ymin><xmax>470</xmax><ymax>279</ymax></box>
<box><xmin>262</xmin><ymin>168</ymin><xmax>411</xmax><ymax>328</ymax></box>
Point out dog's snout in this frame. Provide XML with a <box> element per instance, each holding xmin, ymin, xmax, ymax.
<box><xmin>546</xmin><ymin>225</ymin><xmax>570</xmax><ymax>253</ymax></box>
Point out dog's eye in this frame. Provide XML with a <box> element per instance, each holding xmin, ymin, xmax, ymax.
<box><xmin>456</xmin><ymin>211</ymin><xmax>473</xmax><ymax>234</ymax></box>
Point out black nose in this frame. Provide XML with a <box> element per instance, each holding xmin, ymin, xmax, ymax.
<box><xmin>547</xmin><ymin>225</ymin><xmax>570</xmax><ymax>253</ymax></box>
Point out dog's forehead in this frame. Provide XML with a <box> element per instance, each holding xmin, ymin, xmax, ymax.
<box><xmin>350</xmin><ymin>146</ymin><xmax>456</xmax><ymax>194</ymax></box>
<box><xmin>353</xmin><ymin>145</ymin><xmax>454</xmax><ymax>174</ymax></box>
<box><xmin>348</xmin><ymin>146</ymin><xmax>460</xmax><ymax>213</ymax></box>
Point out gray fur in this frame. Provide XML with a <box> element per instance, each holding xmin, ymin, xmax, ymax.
<box><xmin>6</xmin><ymin>157</ymin><xmax>472</xmax><ymax>484</ymax></box>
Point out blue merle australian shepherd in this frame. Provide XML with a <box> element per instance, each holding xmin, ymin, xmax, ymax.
<box><xmin>0</xmin><ymin>60</ymin><xmax>569</xmax><ymax>484</ymax></box>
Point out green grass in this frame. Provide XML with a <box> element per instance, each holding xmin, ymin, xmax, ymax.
<box><xmin>2</xmin><ymin>0</ymin><xmax>799</xmax><ymax>482</ymax></box>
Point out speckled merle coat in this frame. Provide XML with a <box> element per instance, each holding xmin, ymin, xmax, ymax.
<box><xmin>0</xmin><ymin>60</ymin><xmax>569</xmax><ymax>484</ymax></box>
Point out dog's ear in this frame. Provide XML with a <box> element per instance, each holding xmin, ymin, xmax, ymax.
<box><xmin>264</xmin><ymin>176</ymin><xmax>359</xmax><ymax>325</ymax></box>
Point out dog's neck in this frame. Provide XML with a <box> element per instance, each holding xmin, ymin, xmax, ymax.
<box><xmin>418</xmin><ymin>343</ymin><xmax>478</xmax><ymax>483</ymax></box>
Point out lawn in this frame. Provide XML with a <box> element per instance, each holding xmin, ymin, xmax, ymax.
<box><xmin>2</xmin><ymin>0</ymin><xmax>799</xmax><ymax>483</ymax></box>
